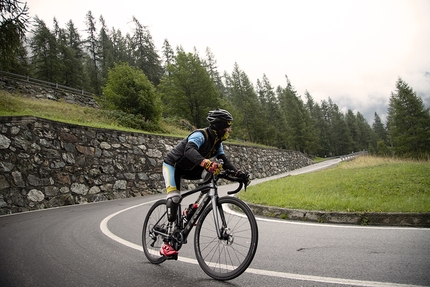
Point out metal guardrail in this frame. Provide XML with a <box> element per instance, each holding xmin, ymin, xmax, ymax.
<box><xmin>0</xmin><ymin>70</ymin><xmax>95</xmax><ymax>97</ymax></box>
<box><xmin>339</xmin><ymin>151</ymin><xmax>369</xmax><ymax>161</ymax></box>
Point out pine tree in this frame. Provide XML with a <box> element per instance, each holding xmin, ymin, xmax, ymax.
<box><xmin>29</xmin><ymin>17</ymin><xmax>60</xmax><ymax>82</ymax></box>
<box><xmin>317</xmin><ymin>100</ymin><xmax>333</xmax><ymax>156</ymax></box>
<box><xmin>277</xmin><ymin>77</ymin><xmax>315</xmax><ymax>153</ymax></box>
<box><xmin>227</xmin><ymin>63</ymin><xmax>263</xmax><ymax>142</ymax></box>
<box><xmin>98</xmin><ymin>16</ymin><xmax>115</xmax><ymax>86</ymax></box>
<box><xmin>52</xmin><ymin>19</ymin><xmax>86</xmax><ymax>89</ymax></box>
<box><xmin>158</xmin><ymin>50</ymin><xmax>220</xmax><ymax>127</ymax></box>
<box><xmin>110</xmin><ymin>27</ymin><xmax>128</xmax><ymax>64</ymax></box>
<box><xmin>372</xmin><ymin>112</ymin><xmax>388</xmax><ymax>144</ymax></box>
<box><xmin>131</xmin><ymin>17</ymin><xmax>162</xmax><ymax>86</ymax></box>
<box><xmin>356</xmin><ymin>112</ymin><xmax>375</xmax><ymax>152</ymax></box>
<box><xmin>161</xmin><ymin>39</ymin><xmax>175</xmax><ymax>76</ymax></box>
<box><xmin>204</xmin><ymin>47</ymin><xmax>226</xmax><ymax>99</ymax></box>
<box><xmin>64</xmin><ymin>20</ymin><xmax>87</xmax><ymax>89</ymax></box>
<box><xmin>372</xmin><ymin>112</ymin><xmax>389</xmax><ymax>155</ymax></box>
<box><xmin>305</xmin><ymin>91</ymin><xmax>324</xmax><ymax>155</ymax></box>
<box><xmin>0</xmin><ymin>0</ymin><xmax>29</xmax><ymax>73</ymax></box>
<box><xmin>323</xmin><ymin>98</ymin><xmax>353</xmax><ymax>155</ymax></box>
<box><xmin>84</xmin><ymin>11</ymin><xmax>100</xmax><ymax>94</ymax></box>
<box><xmin>256</xmin><ymin>75</ymin><xmax>286</xmax><ymax>147</ymax></box>
<box><xmin>346</xmin><ymin>109</ymin><xmax>361</xmax><ymax>151</ymax></box>
<box><xmin>387</xmin><ymin>78</ymin><xmax>430</xmax><ymax>157</ymax></box>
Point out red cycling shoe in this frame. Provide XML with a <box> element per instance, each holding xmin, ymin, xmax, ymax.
<box><xmin>160</xmin><ymin>243</ymin><xmax>178</xmax><ymax>257</ymax></box>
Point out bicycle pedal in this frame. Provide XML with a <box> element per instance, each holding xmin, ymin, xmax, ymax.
<box><xmin>166</xmin><ymin>254</ymin><xmax>178</xmax><ymax>260</ymax></box>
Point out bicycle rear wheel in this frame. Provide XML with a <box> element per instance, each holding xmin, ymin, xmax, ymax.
<box><xmin>194</xmin><ymin>196</ymin><xmax>258</xmax><ymax>281</ymax></box>
<box><xmin>142</xmin><ymin>199</ymin><xmax>168</xmax><ymax>264</ymax></box>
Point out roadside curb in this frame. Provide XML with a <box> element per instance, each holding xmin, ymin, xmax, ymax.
<box><xmin>247</xmin><ymin>203</ymin><xmax>430</xmax><ymax>227</ymax></box>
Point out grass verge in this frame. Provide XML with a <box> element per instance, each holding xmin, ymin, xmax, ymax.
<box><xmin>0</xmin><ymin>90</ymin><xmax>189</xmax><ymax>137</ymax></box>
<box><xmin>239</xmin><ymin>156</ymin><xmax>430</xmax><ymax>213</ymax></box>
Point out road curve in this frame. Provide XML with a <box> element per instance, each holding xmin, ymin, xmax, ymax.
<box><xmin>1</xmin><ymin>158</ymin><xmax>429</xmax><ymax>286</ymax></box>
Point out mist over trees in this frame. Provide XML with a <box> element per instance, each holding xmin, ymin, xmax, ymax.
<box><xmin>2</xmin><ymin>1</ymin><xmax>429</xmax><ymax>158</ymax></box>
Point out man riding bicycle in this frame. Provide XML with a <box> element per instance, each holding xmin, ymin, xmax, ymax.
<box><xmin>161</xmin><ymin>109</ymin><xmax>248</xmax><ymax>257</ymax></box>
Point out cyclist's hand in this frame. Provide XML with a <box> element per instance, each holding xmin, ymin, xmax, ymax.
<box><xmin>200</xmin><ymin>159</ymin><xmax>222</xmax><ymax>175</ymax></box>
<box><xmin>235</xmin><ymin>170</ymin><xmax>251</xmax><ymax>187</ymax></box>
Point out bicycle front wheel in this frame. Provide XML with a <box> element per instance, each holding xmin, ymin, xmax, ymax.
<box><xmin>194</xmin><ymin>196</ymin><xmax>258</xmax><ymax>281</ymax></box>
<box><xmin>142</xmin><ymin>199</ymin><xmax>168</xmax><ymax>264</ymax></box>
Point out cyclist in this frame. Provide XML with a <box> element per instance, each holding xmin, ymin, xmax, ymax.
<box><xmin>160</xmin><ymin>109</ymin><xmax>247</xmax><ymax>257</ymax></box>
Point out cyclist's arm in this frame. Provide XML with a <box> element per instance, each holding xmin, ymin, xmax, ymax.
<box><xmin>216</xmin><ymin>144</ymin><xmax>237</xmax><ymax>172</ymax></box>
<box><xmin>184</xmin><ymin>132</ymin><xmax>238</xmax><ymax>171</ymax></box>
<box><xmin>183</xmin><ymin>131</ymin><xmax>206</xmax><ymax>165</ymax></box>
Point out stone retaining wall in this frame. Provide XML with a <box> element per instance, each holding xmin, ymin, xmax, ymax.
<box><xmin>0</xmin><ymin>116</ymin><xmax>313</xmax><ymax>215</ymax></box>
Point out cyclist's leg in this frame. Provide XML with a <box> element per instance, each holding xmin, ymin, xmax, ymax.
<box><xmin>165</xmin><ymin>166</ymin><xmax>202</xmax><ymax>222</ymax></box>
<box><xmin>163</xmin><ymin>162</ymin><xmax>181</xmax><ymax>222</ymax></box>
<box><xmin>161</xmin><ymin>163</ymin><xmax>181</xmax><ymax>257</ymax></box>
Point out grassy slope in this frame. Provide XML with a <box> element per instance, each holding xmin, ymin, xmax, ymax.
<box><xmin>1</xmin><ymin>90</ymin><xmax>195</xmax><ymax>138</ymax></box>
<box><xmin>239</xmin><ymin>156</ymin><xmax>430</xmax><ymax>212</ymax></box>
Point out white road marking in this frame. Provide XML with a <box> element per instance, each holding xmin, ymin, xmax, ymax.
<box><xmin>100</xmin><ymin>201</ymin><xmax>428</xmax><ymax>287</ymax></box>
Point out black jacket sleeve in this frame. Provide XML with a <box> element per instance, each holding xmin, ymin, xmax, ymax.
<box><xmin>217</xmin><ymin>153</ymin><xmax>237</xmax><ymax>172</ymax></box>
<box><xmin>184</xmin><ymin>141</ymin><xmax>205</xmax><ymax>165</ymax></box>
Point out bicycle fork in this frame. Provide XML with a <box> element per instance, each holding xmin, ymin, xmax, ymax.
<box><xmin>208</xmin><ymin>182</ymin><xmax>232</xmax><ymax>242</ymax></box>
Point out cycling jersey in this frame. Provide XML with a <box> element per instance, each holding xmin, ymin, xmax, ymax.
<box><xmin>163</xmin><ymin>127</ymin><xmax>236</xmax><ymax>171</ymax></box>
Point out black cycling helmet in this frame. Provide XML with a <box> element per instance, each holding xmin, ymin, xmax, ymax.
<box><xmin>207</xmin><ymin>109</ymin><xmax>233</xmax><ymax>130</ymax></box>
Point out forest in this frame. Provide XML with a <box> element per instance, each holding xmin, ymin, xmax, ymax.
<box><xmin>2</xmin><ymin>0</ymin><xmax>430</xmax><ymax>158</ymax></box>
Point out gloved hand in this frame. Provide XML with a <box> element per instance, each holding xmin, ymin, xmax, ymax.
<box><xmin>235</xmin><ymin>170</ymin><xmax>251</xmax><ymax>187</ymax></box>
<box><xmin>200</xmin><ymin>159</ymin><xmax>222</xmax><ymax>175</ymax></box>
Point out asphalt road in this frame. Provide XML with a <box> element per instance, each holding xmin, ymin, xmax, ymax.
<box><xmin>1</xmin><ymin>160</ymin><xmax>429</xmax><ymax>287</ymax></box>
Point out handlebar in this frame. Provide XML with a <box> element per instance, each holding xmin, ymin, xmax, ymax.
<box><xmin>218</xmin><ymin>170</ymin><xmax>249</xmax><ymax>195</ymax></box>
<box><xmin>197</xmin><ymin>169</ymin><xmax>250</xmax><ymax>195</ymax></box>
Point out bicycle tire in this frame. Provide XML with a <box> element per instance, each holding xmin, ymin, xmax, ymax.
<box><xmin>142</xmin><ymin>199</ymin><xmax>168</xmax><ymax>264</ymax></box>
<box><xmin>194</xmin><ymin>196</ymin><xmax>258</xmax><ymax>281</ymax></box>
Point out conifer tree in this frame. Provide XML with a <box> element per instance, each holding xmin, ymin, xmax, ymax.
<box><xmin>64</xmin><ymin>20</ymin><xmax>87</xmax><ymax>89</ymax></box>
<box><xmin>0</xmin><ymin>0</ymin><xmax>29</xmax><ymax>72</ymax></box>
<box><xmin>161</xmin><ymin>39</ymin><xmax>175</xmax><ymax>76</ymax></box>
<box><xmin>256</xmin><ymin>75</ymin><xmax>286</xmax><ymax>147</ymax></box>
<box><xmin>305</xmin><ymin>91</ymin><xmax>324</xmax><ymax>155</ymax></box>
<box><xmin>110</xmin><ymin>28</ymin><xmax>128</xmax><ymax>64</ymax></box>
<box><xmin>29</xmin><ymin>17</ymin><xmax>60</xmax><ymax>82</ymax></box>
<box><xmin>84</xmin><ymin>11</ymin><xmax>101</xmax><ymax>94</ymax></box>
<box><xmin>131</xmin><ymin>16</ymin><xmax>162</xmax><ymax>86</ymax></box>
<box><xmin>387</xmin><ymin>78</ymin><xmax>430</xmax><ymax>157</ymax></box>
<box><xmin>227</xmin><ymin>63</ymin><xmax>263</xmax><ymax>142</ymax></box>
<box><xmin>158</xmin><ymin>50</ymin><xmax>220</xmax><ymax>127</ymax></box>
<box><xmin>346</xmin><ymin>109</ymin><xmax>361</xmax><ymax>151</ymax></box>
<box><xmin>356</xmin><ymin>111</ymin><xmax>375</xmax><ymax>151</ymax></box>
<box><xmin>53</xmin><ymin>19</ymin><xmax>86</xmax><ymax>89</ymax></box>
<box><xmin>204</xmin><ymin>47</ymin><xmax>226</xmax><ymax>98</ymax></box>
<box><xmin>98</xmin><ymin>16</ymin><xmax>114</xmax><ymax>86</ymax></box>
<box><xmin>373</xmin><ymin>112</ymin><xmax>389</xmax><ymax>154</ymax></box>
<box><xmin>277</xmin><ymin>77</ymin><xmax>315</xmax><ymax>153</ymax></box>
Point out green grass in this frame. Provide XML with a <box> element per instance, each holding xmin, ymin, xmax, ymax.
<box><xmin>0</xmin><ymin>90</ymin><xmax>189</xmax><ymax>137</ymax></box>
<box><xmin>239</xmin><ymin>156</ymin><xmax>430</xmax><ymax>213</ymax></box>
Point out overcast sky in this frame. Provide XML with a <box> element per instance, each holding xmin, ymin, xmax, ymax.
<box><xmin>26</xmin><ymin>0</ymin><xmax>430</xmax><ymax>123</ymax></box>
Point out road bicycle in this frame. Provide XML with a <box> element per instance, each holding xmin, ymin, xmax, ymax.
<box><xmin>142</xmin><ymin>169</ymin><xmax>258</xmax><ymax>281</ymax></box>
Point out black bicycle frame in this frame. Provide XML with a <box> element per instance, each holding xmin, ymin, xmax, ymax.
<box><xmin>151</xmin><ymin>176</ymin><xmax>226</xmax><ymax>250</ymax></box>
<box><xmin>178</xmin><ymin>178</ymin><xmax>223</xmax><ymax>244</ymax></box>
